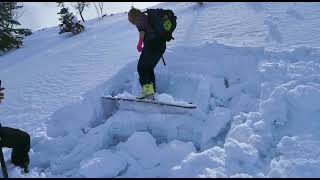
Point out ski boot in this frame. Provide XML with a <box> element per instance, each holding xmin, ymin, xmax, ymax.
<box><xmin>137</xmin><ymin>83</ymin><xmax>155</xmax><ymax>100</ymax></box>
<box><xmin>22</xmin><ymin>162</ymin><xmax>29</xmax><ymax>174</ymax></box>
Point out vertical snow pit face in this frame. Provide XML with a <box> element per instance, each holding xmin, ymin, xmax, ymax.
<box><xmin>162</xmin><ymin>72</ymin><xmax>200</xmax><ymax>104</ymax></box>
<box><xmin>210</xmin><ymin>77</ymin><xmax>228</xmax><ymax>101</ymax></box>
<box><xmin>47</xmin><ymin>97</ymin><xmax>95</xmax><ymax>138</ymax></box>
<box><xmin>200</xmin><ymin>107</ymin><xmax>232</xmax><ymax>150</ymax></box>
<box><xmin>229</xmin><ymin>93</ymin><xmax>257</xmax><ymax>114</ymax></box>
<box><xmin>193</xmin><ymin>75</ymin><xmax>211</xmax><ymax>113</ymax></box>
<box><xmin>101</xmin><ymin>97</ymin><xmax>118</xmax><ymax>120</ymax></box>
<box><xmin>154</xmin><ymin>71</ymin><xmax>212</xmax><ymax>114</ymax></box>
<box><xmin>106</xmin><ymin>111</ymin><xmax>150</xmax><ymax>146</ymax></box>
<box><xmin>131</xmin><ymin>72</ymin><xmax>141</xmax><ymax>96</ymax></box>
<box><xmin>106</xmin><ymin>110</ymin><xmax>200</xmax><ymax>149</ymax></box>
<box><xmin>259</xmin><ymin>86</ymin><xmax>289</xmax><ymax>126</ymax></box>
<box><xmin>154</xmin><ymin>69</ymin><xmax>170</xmax><ymax>94</ymax></box>
<box><xmin>46</xmin><ymin>61</ymin><xmax>136</xmax><ymax>138</ymax></box>
<box><xmin>210</xmin><ymin>44</ymin><xmax>262</xmax><ymax>86</ymax></box>
<box><xmin>209</xmin><ymin>77</ymin><xmax>231</xmax><ymax>110</ymax></box>
<box><xmin>115</xmin><ymin>98</ymin><xmax>194</xmax><ymax>115</ymax></box>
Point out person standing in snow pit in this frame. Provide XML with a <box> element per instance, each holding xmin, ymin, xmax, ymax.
<box><xmin>0</xmin><ymin>80</ymin><xmax>30</xmax><ymax>174</ymax></box>
<box><xmin>128</xmin><ymin>7</ymin><xmax>167</xmax><ymax>100</ymax></box>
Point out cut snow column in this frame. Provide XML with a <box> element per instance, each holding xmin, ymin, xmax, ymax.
<box><xmin>194</xmin><ymin>76</ymin><xmax>211</xmax><ymax>113</ymax></box>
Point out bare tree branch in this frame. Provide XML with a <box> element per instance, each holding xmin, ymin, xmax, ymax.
<box><xmin>98</xmin><ymin>2</ymin><xmax>104</xmax><ymax>19</ymax></box>
<box><xmin>13</xmin><ymin>2</ymin><xmax>24</xmax><ymax>21</ymax></box>
<box><xmin>93</xmin><ymin>2</ymin><xmax>105</xmax><ymax>20</ymax></box>
<box><xmin>93</xmin><ymin>2</ymin><xmax>101</xmax><ymax>20</ymax></box>
<box><xmin>71</xmin><ymin>2</ymin><xmax>90</xmax><ymax>22</ymax></box>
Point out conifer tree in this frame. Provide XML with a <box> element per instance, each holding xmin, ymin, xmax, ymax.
<box><xmin>57</xmin><ymin>5</ymin><xmax>84</xmax><ymax>35</ymax></box>
<box><xmin>0</xmin><ymin>2</ymin><xmax>32</xmax><ymax>54</ymax></box>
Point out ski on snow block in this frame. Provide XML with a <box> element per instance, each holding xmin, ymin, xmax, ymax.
<box><xmin>102</xmin><ymin>95</ymin><xmax>197</xmax><ymax>109</ymax></box>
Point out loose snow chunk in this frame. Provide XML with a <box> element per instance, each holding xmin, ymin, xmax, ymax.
<box><xmin>277</xmin><ymin>136</ymin><xmax>320</xmax><ymax>159</ymax></box>
<box><xmin>268</xmin><ymin>156</ymin><xmax>320</xmax><ymax>178</ymax></box>
<box><xmin>117</xmin><ymin>131</ymin><xmax>160</xmax><ymax>168</ymax></box>
<box><xmin>79</xmin><ymin>149</ymin><xmax>127</xmax><ymax>178</ymax></box>
<box><xmin>115</xmin><ymin>91</ymin><xmax>136</xmax><ymax>99</ymax></box>
<box><xmin>228</xmin><ymin>123</ymin><xmax>254</xmax><ymax>143</ymax></box>
<box><xmin>252</xmin><ymin>120</ymin><xmax>266</xmax><ymax>131</ymax></box>
<box><xmin>224</xmin><ymin>138</ymin><xmax>258</xmax><ymax>165</ymax></box>
<box><xmin>198</xmin><ymin>167</ymin><xmax>227</xmax><ymax>178</ymax></box>
<box><xmin>287</xmin><ymin>85</ymin><xmax>320</xmax><ymax>112</ymax></box>
<box><xmin>169</xmin><ymin>146</ymin><xmax>225</xmax><ymax>178</ymax></box>
<box><xmin>156</xmin><ymin>93</ymin><xmax>191</xmax><ymax>106</ymax></box>
<box><xmin>156</xmin><ymin>93</ymin><xmax>176</xmax><ymax>103</ymax></box>
<box><xmin>158</xmin><ymin>140</ymin><xmax>196</xmax><ymax>165</ymax></box>
<box><xmin>268</xmin><ymin>136</ymin><xmax>320</xmax><ymax>178</ymax></box>
<box><xmin>230</xmin><ymin>173</ymin><xmax>253</xmax><ymax>178</ymax></box>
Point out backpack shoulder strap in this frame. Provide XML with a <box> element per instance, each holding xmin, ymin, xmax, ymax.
<box><xmin>141</xmin><ymin>8</ymin><xmax>149</xmax><ymax>14</ymax></box>
<box><xmin>143</xmin><ymin>8</ymin><xmax>164</xmax><ymax>15</ymax></box>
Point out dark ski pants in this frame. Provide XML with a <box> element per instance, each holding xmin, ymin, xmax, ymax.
<box><xmin>0</xmin><ymin>126</ymin><xmax>30</xmax><ymax>167</ymax></box>
<box><xmin>137</xmin><ymin>38</ymin><xmax>166</xmax><ymax>92</ymax></box>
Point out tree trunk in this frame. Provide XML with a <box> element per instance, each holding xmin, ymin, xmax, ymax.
<box><xmin>80</xmin><ymin>12</ymin><xmax>85</xmax><ymax>22</ymax></box>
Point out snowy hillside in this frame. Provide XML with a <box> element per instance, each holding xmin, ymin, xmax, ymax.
<box><xmin>1</xmin><ymin>2</ymin><xmax>320</xmax><ymax>178</ymax></box>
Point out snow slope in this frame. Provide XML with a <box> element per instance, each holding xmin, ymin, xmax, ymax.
<box><xmin>1</xmin><ymin>2</ymin><xmax>320</xmax><ymax>178</ymax></box>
